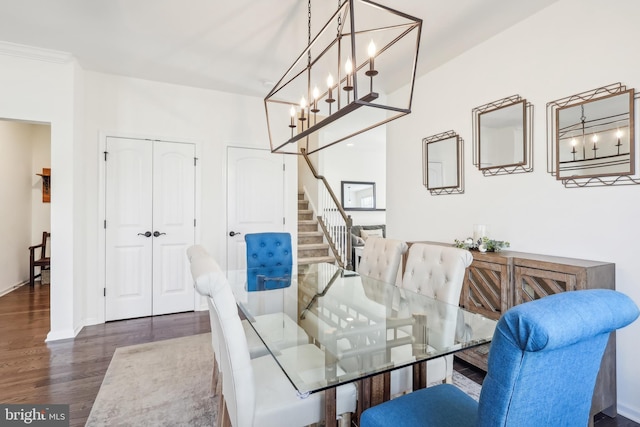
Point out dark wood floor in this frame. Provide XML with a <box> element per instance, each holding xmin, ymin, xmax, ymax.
<box><xmin>0</xmin><ymin>283</ymin><xmax>210</xmax><ymax>426</ymax></box>
<box><xmin>1</xmin><ymin>282</ymin><xmax>637</xmax><ymax>426</ymax></box>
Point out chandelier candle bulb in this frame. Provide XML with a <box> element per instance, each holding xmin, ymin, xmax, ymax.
<box><xmin>311</xmin><ymin>86</ymin><xmax>320</xmax><ymax>113</ymax></box>
<box><xmin>326</xmin><ymin>74</ymin><xmax>335</xmax><ymax>102</ymax></box>
<box><xmin>299</xmin><ymin>97</ymin><xmax>307</xmax><ymax>131</ymax></box>
<box><xmin>299</xmin><ymin>97</ymin><xmax>307</xmax><ymax>121</ymax></box>
<box><xmin>289</xmin><ymin>105</ymin><xmax>296</xmax><ymax>128</ymax></box>
<box><xmin>344</xmin><ymin>58</ymin><xmax>354</xmax><ymax>91</ymax></box>
<box><xmin>366</xmin><ymin>40</ymin><xmax>378</xmax><ymax>77</ymax></box>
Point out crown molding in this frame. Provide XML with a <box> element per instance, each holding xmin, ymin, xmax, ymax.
<box><xmin>0</xmin><ymin>41</ymin><xmax>72</xmax><ymax>64</ymax></box>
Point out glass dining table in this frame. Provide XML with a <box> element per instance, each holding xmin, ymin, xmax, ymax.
<box><xmin>227</xmin><ymin>262</ymin><xmax>497</xmax><ymax>425</ymax></box>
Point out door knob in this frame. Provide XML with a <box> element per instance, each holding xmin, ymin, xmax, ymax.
<box><xmin>138</xmin><ymin>231</ymin><xmax>152</xmax><ymax>237</ymax></box>
<box><xmin>153</xmin><ymin>231</ymin><xmax>166</xmax><ymax>237</ymax></box>
<box><xmin>229</xmin><ymin>231</ymin><xmax>242</xmax><ymax>237</ymax></box>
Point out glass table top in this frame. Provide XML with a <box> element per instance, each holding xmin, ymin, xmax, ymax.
<box><xmin>227</xmin><ymin>263</ymin><xmax>496</xmax><ymax>394</ymax></box>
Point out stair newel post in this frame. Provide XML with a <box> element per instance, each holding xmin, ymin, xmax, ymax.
<box><xmin>345</xmin><ymin>215</ymin><xmax>353</xmax><ymax>270</ymax></box>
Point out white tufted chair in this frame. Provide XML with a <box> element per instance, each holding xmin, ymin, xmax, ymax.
<box><xmin>357</xmin><ymin>237</ymin><xmax>409</xmax><ymax>284</ymax></box>
<box><xmin>206</xmin><ymin>266</ymin><xmax>357</xmax><ymax>427</ymax></box>
<box><xmin>187</xmin><ymin>245</ymin><xmax>308</xmax><ymax>397</ymax></box>
<box><xmin>389</xmin><ymin>243</ymin><xmax>473</xmax><ymax>396</ymax></box>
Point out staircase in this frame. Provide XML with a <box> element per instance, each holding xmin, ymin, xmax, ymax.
<box><xmin>297</xmin><ymin>192</ymin><xmax>336</xmax><ymax>268</ymax></box>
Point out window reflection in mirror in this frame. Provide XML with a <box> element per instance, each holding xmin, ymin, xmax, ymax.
<box><xmin>426</xmin><ymin>136</ymin><xmax>459</xmax><ymax>189</ymax></box>
<box><xmin>478</xmin><ymin>100</ymin><xmax>526</xmax><ymax>170</ymax></box>
<box><xmin>556</xmin><ymin>90</ymin><xmax>634</xmax><ymax>179</ymax></box>
<box><xmin>341</xmin><ymin>181</ymin><xmax>376</xmax><ymax>210</ymax></box>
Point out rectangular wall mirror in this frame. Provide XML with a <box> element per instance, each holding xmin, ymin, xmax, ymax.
<box><xmin>423</xmin><ymin>130</ymin><xmax>464</xmax><ymax>195</ymax></box>
<box><xmin>341</xmin><ymin>181</ymin><xmax>376</xmax><ymax>210</ymax></box>
<box><xmin>473</xmin><ymin>95</ymin><xmax>532</xmax><ymax>176</ymax></box>
<box><xmin>479</xmin><ymin>100</ymin><xmax>526</xmax><ymax>169</ymax></box>
<box><xmin>556</xmin><ymin>89</ymin><xmax>634</xmax><ymax>179</ymax></box>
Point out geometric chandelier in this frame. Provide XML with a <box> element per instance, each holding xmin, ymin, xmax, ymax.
<box><xmin>265</xmin><ymin>0</ymin><xmax>422</xmax><ymax>155</ymax></box>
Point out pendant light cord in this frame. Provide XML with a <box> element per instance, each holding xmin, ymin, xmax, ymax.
<box><xmin>307</xmin><ymin>0</ymin><xmax>312</xmax><ymax>67</ymax></box>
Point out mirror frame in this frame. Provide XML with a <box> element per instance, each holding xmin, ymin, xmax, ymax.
<box><xmin>555</xmin><ymin>89</ymin><xmax>634</xmax><ymax>180</ymax></box>
<box><xmin>472</xmin><ymin>95</ymin><xmax>533</xmax><ymax>176</ymax></box>
<box><xmin>422</xmin><ymin>130</ymin><xmax>464</xmax><ymax>195</ymax></box>
<box><xmin>546</xmin><ymin>83</ymin><xmax>638</xmax><ymax>187</ymax></box>
<box><xmin>341</xmin><ymin>181</ymin><xmax>376</xmax><ymax>210</ymax></box>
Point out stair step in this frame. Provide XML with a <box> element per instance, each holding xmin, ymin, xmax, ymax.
<box><xmin>298</xmin><ymin>231</ymin><xmax>324</xmax><ymax>245</ymax></box>
<box><xmin>298</xmin><ymin>255</ymin><xmax>337</xmax><ymax>266</ymax></box>
<box><xmin>298</xmin><ymin>231</ymin><xmax>323</xmax><ymax>237</ymax></box>
<box><xmin>299</xmin><ymin>243</ymin><xmax>329</xmax><ymax>250</ymax></box>
<box><xmin>298</xmin><ymin>211</ymin><xmax>313</xmax><ymax>221</ymax></box>
<box><xmin>298</xmin><ymin>192</ymin><xmax>305</xmax><ymax>200</ymax></box>
<box><xmin>298</xmin><ymin>220</ymin><xmax>318</xmax><ymax>232</ymax></box>
<box><xmin>298</xmin><ymin>242</ymin><xmax>331</xmax><ymax>258</ymax></box>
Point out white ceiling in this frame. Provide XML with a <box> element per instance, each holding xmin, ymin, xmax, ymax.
<box><xmin>0</xmin><ymin>0</ymin><xmax>558</xmax><ymax>98</ymax></box>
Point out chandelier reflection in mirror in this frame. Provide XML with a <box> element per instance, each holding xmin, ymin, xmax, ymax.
<box><xmin>265</xmin><ymin>0</ymin><xmax>422</xmax><ymax>155</ymax></box>
<box><xmin>547</xmin><ymin>83</ymin><xmax>639</xmax><ymax>187</ymax></box>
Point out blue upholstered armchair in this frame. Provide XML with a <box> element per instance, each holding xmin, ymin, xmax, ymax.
<box><xmin>244</xmin><ymin>232</ymin><xmax>293</xmax><ymax>291</ymax></box>
<box><xmin>360</xmin><ymin>289</ymin><xmax>639</xmax><ymax>427</ymax></box>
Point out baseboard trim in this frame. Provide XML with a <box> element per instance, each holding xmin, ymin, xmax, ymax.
<box><xmin>0</xmin><ymin>281</ymin><xmax>29</xmax><ymax>297</ymax></box>
<box><xmin>618</xmin><ymin>404</ymin><xmax>640</xmax><ymax>424</ymax></box>
<box><xmin>46</xmin><ymin>328</ymin><xmax>77</xmax><ymax>342</ymax></box>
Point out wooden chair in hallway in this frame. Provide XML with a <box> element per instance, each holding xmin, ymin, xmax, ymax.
<box><xmin>29</xmin><ymin>231</ymin><xmax>50</xmax><ymax>287</ymax></box>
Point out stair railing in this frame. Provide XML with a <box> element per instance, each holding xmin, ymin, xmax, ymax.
<box><xmin>301</xmin><ymin>149</ymin><xmax>353</xmax><ymax>270</ymax></box>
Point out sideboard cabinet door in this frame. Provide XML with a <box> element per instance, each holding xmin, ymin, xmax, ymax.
<box><xmin>514</xmin><ymin>266</ymin><xmax>578</xmax><ymax>305</ymax></box>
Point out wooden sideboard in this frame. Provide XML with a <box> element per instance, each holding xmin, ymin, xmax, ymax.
<box><xmin>405</xmin><ymin>244</ymin><xmax>617</xmax><ymax>423</ymax></box>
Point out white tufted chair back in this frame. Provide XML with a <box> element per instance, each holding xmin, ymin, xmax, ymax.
<box><xmin>388</xmin><ymin>243</ymin><xmax>474</xmax><ymax>391</ymax></box>
<box><xmin>357</xmin><ymin>237</ymin><xmax>408</xmax><ymax>284</ymax></box>
<box><xmin>400</xmin><ymin>243</ymin><xmax>473</xmax><ymax>305</ymax></box>
<box><xmin>208</xmin><ymin>275</ymin><xmax>257</xmax><ymax>427</ymax></box>
<box><xmin>188</xmin><ymin>247</ymin><xmax>227</xmax><ymax>362</ymax></box>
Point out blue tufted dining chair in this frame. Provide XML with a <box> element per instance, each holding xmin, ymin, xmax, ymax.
<box><xmin>360</xmin><ymin>289</ymin><xmax>639</xmax><ymax>427</ymax></box>
<box><xmin>245</xmin><ymin>232</ymin><xmax>293</xmax><ymax>290</ymax></box>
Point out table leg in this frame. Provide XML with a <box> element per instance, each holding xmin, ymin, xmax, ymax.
<box><xmin>412</xmin><ymin>361</ymin><xmax>428</xmax><ymax>391</ymax></box>
<box><xmin>325</xmin><ymin>386</ymin><xmax>337</xmax><ymax>426</ymax></box>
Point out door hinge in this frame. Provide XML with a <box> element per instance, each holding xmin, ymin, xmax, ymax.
<box><xmin>104</xmin><ymin>151</ymin><xmax>108</xmax><ymax>161</ymax></box>
<box><xmin>283</xmin><ymin>217</ymin><xmax>285</xmax><ymax>225</ymax></box>
<box><xmin>194</xmin><ymin>157</ymin><xmax>198</xmax><ymax>166</ymax></box>
<box><xmin>103</xmin><ymin>288</ymin><xmax>106</xmax><ymax>297</ymax></box>
<box><xmin>103</xmin><ymin>220</ymin><xmax>107</xmax><ymax>229</ymax></box>
<box><xmin>283</xmin><ymin>163</ymin><xmax>285</xmax><ymax>171</ymax></box>
<box><xmin>194</xmin><ymin>218</ymin><xmax>197</xmax><ymax>227</ymax></box>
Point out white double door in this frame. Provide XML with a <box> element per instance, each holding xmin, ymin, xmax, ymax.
<box><xmin>105</xmin><ymin>137</ymin><xmax>196</xmax><ymax>321</ymax></box>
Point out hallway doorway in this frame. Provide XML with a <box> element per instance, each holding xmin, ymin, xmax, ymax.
<box><xmin>0</xmin><ymin>119</ymin><xmax>51</xmax><ymax>296</ymax></box>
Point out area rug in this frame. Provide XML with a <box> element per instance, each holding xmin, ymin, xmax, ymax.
<box><xmin>87</xmin><ymin>332</ymin><xmax>481</xmax><ymax>426</ymax></box>
<box><xmin>86</xmin><ymin>333</ymin><xmax>217</xmax><ymax>427</ymax></box>
<box><xmin>452</xmin><ymin>370</ymin><xmax>482</xmax><ymax>401</ymax></box>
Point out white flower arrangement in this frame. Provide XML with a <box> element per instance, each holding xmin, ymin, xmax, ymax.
<box><xmin>453</xmin><ymin>236</ymin><xmax>510</xmax><ymax>252</ymax></box>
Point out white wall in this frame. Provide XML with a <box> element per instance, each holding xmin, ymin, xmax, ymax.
<box><xmin>0</xmin><ymin>120</ymin><xmax>32</xmax><ymax>294</ymax></box>
<box><xmin>82</xmin><ymin>71</ymin><xmax>297</xmax><ymax>324</ymax></box>
<box><xmin>387</xmin><ymin>0</ymin><xmax>640</xmax><ymax>420</ymax></box>
<box><xmin>321</xmin><ymin>128</ymin><xmax>387</xmax><ymax>226</ymax></box>
<box><xmin>0</xmin><ymin>51</ymin><xmax>78</xmax><ymax>340</ymax></box>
